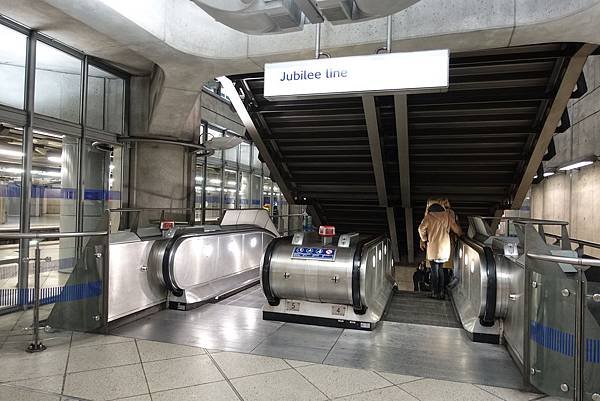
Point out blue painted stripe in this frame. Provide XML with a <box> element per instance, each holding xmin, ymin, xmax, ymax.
<box><xmin>531</xmin><ymin>321</ymin><xmax>600</xmax><ymax>364</ymax></box>
<box><xmin>0</xmin><ymin>281</ymin><xmax>102</xmax><ymax>308</ymax></box>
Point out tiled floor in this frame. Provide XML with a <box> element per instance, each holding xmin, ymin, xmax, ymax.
<box><xmin>0</xmin><ymin>327</ymin><xmax>549</xmax><ymax>401</ymax></box>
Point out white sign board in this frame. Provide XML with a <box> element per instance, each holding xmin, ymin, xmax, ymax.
<box><xmin>263</xmin><ymin>49</ymin><xmax>449</xmax><ymax>100</ymax></box>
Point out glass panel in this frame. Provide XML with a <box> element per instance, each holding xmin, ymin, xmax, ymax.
<box><xmin>108</xmin><ymin>146</ymin><xmax>123</xmax><ymax>231</ymax></box>
<box><xmin>207</xmin><ymin>126</ymin><xmax>222</xmax><ymax>161</ymax></box>
<box><xmin>30</xmin><ymin>131</ymin><xmax>77</xmax><ymax>232</ymax></box>
<box><xmin>224</xmin><ymin>169</ymin><xmax>237</xmax><ymax>210</ymax></box>
<box><xmin>524</xmin><ymin>223</ymin><xmax>576</xmax><ymax>399</ymax></box>
<box><xmin>81</xmin><ymin>140</ymin><xmax>110</xmax><ymax>232</ymax></box>
<box><xmin>584</xmin><ymin>278</ymin><xmax>600</xmax><ymax>399</ymax></box>
<box><xmin>194</xmin><ymin>163</ymin><xmax>204</xmax><ymax>222</ymax></box>
<box><xmin>252</xmin><ymin>145</ymin><xmax>261</xmax><ymax>168</ymax></box>
<box><xmin>0</xmin><ymin>124</ymin><xmax>23</xmax><ymax>231</ymax></box>
<box><xmin>251</xmin><ymin>174</ymin><xmax>261</xmax><ymax>208</ymax></box>
<box><xmin>35</xmin><ymin>42</ymin><xmax>82</xmax><ymax>123</ymax></box>
<box><xmin>240</xmin><ymin>171</ymin><xmax>250</xmax><ymax>209</ymax></box>
<box><xmin>39</xmin><ymin>233</ymin><xmax>108</xmax><ymax>332</ymax></box>
<box><xmin>240</xmin><ymin>142</ymin><xmax>251</xmax><ymax>167</ymax></box>
<box><xmin>205</xmin><ymin>166</ymin><xmax>221</xmax><ymax>223</ymax></box>
<box><xmin>0</xmin><ymin>124</ymin><xmax>23</xmax><ymax>313</ymax></box>
<box><xmin>224</xmin><ymin>133</ymin><xmax>238</xmax><ymax>163</ymax></box>
<box><xmin>87</xmin><ymin>65</ymin><xmax>124</xmax><ymax>134</ymax></box>
<box><xmin>0</xmin><ymin>25</ymin><xmax>27</xmax><ymax>109</ymax></box>
<box><xmin>263</xmin><ymin>176</ymin><xmax>272</xmax><ymax>215</ymax></box>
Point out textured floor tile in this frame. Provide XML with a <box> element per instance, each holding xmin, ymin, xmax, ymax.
<box><xmin>143</xmin><ymin>354</ymin><xmax>223</xmax><ymax>393</ymax></box>
<box><xmin>114</xmin><ymin>395</ymin><xmax>152</xmax><ymax>401</ymax></box>
<box><xmin>231</xmin><ymin>369</ymin><xmax>327</xmax><ymax>401</ymax></box>
<box><xmin>296</xmin><ymin>364</ymin><xmax>390</xmax><ymax>399</ymax></box>
<box><xmin>376</xmin><ymin>371</ymin><xmax>422</xmax><ymax>385</ymax></box>
<box><xmin>70</xmin><ymin>332</ymin><xmax>133</xmax><ymax>348</ymax></box>
<box><xmin>476</xmin><ymin>385</ymin><xmax>544</xmax><ymax>400</ymax></box>
<box><xmin>212</xmin><ymin>351</ymin><xmax>290</xmax><ymax>379</ymax></box>
<box><xmin>252</xmin><ymin>341</ymin><xmax>329</xmax><ymax>363</ymax></box>
<box><xmin>63</xmin><ymin>363</ymin><xmax>148</xmax><ymax>401</ymax></box>
<box><xmin>334</xmin><ymin>386</ymin><xmax>419</xmax><ymax>401</ymax></box>
<box><xmin>67</xmin><ymin>341</ymin><xmax>140</xmax><ymax>373</ymax></box>
<box><xmin>9</xmin><ymin>374</ymin><xmax>64</xmax><ymax>394</ymax></box>
<box><xmin>0</xmin><ymin>348</ymin><xmax>69</xmax><ymax>382</ymax></box>
<box><xmin>400</xmin><ymin>378</ymin><xmax>503</xmax><ymax>401</ymax></box>
<box><xmin>151</xmin><ymin>381</ymin><xmax>239</xmax><ymax>401</ymax></box>
<box><xmin>136</xmin><ymin>339</ymin><xmax>205</xmax><ymax>362</ymax></box>
<box><xmin>286</xmin><ymin>359</ymin><xmax>315</xmax><ymax>368</ymax></box>
<box><xmin>0</xmin><ymin>385</ymin><xmax>61</xmax><ymax>401</ymax></box>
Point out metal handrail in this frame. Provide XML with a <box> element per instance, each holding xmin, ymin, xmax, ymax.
<box><xmin>479</xmin><ymin>216</ymin><xmax>570</xmax><ymax>226</ymax></box>
<box><xmin>544</xmin><ymin>232</ymin><xmax>600</xmax><ymax>250</ymax></box>
<box><xmin>527</xmin><ymin>252</ymin><xmax>600</xmax><ymax>267</ymax></box>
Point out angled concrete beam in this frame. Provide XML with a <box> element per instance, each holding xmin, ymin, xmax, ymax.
<box><xmin>405</xmin><ymin>207</ymin><xmax>414</xmax><ymax>264</ymax></box>
<box><xmin>395</xmin><ymin>94</ymin><xmax>414</xmax><ymax>263</ymax></box>
<box><xmin>395</xmin><ymin>94</ymin><xmax>411</xmax><ymax>208</ymax></box>
<box><xmin>363</xmin><ymin>95</ymin><xmax>401</xmax><ymax>261</ymax></box>
<box><xmin>218</xmin><ymin>76</ymin><xmax>295</xmax><ymax>205</ymax></box>
<box><xmin>362</xmin><ymin>95</ymin><xmax>387</xmax><ymax>207</ymax></box>
<box><xmin>386</xmin><ymin>207</ymin><xmax>401</xmax><ymax>262</ymax></box>
<box><xmin>513</xmin><ymin>44</ymin><xmax>597</xmax><ymax>209</ymax></box>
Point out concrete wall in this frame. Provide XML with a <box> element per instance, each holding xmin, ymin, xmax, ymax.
<box><xmin>530</xmin><ymin>55</ymin><xmax>600</xmax><ymax>257</ymax></box>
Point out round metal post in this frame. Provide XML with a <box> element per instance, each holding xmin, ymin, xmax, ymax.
<box><xmin>315</xmin><ymin>23</ymin><xmax>321</xmax><ymax>59</ymax></box>
<box><xmin>386</xmin><ymin>15</ymin><xmax>392</xmax><ymax>53</ymax></box>
<box><xmin>27</xmin><ymin>243</ymin><xmax>46</xmax><ymax>353</ymax></box>
<box><xmin>574</xmin><ymin>267</ymin><xmax>585</xmax><ymax>401</ymax></box>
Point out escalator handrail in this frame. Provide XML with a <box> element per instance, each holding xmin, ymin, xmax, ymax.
<box><xmin>161</xmin><ymin>225</ymin><xmax>278</xmax><ymax>295</ymax></box>
<box><xmin>460</xmin><ymin>236</ymin><xmax>497</xmax><ymax>327</ymax></box>
<box><xmin>352</xmin><ymin>234</ymin><xmax>386</xmax><ymax>314</ymax></box>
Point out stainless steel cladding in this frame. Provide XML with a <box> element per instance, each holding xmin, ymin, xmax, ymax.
<box><xmin>268</xmin><ymin>240</ymin><xmax>355</xmax><ymax>304</ymax></box>
<box><xmin>261</xmin><ymin>233</ymin><xmax>394</xmax><ymax>328</ymax></box>
<box><xmin>150</xmin><ymin>226</ymin><xmax>277</xmax><ymax>306</ymax></box>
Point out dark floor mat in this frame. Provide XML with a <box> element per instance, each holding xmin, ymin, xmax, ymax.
<box><xmin>383</xmin><ymin>290</ymin><xmax>462</xmax><ymax>328</ymax></box>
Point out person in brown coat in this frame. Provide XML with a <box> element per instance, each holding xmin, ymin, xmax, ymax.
<box><xmin>418</xmin><ymin>201</ymin><xmax>463</xmax><ymax>299</ymax></box>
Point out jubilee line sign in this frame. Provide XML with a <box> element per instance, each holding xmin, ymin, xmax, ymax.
<box><xmin>263</xmin><ymin>49</ymin><xmax>450</xmax><ymax>100</ymax></box>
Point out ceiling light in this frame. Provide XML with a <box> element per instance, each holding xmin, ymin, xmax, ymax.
<box><xmin>543</xmin><ymin>171</ymin><xmax>554</xmax><ymax>177</ymax></box>
<box><xmin>559</xmin><ymin>158</ymin><xmax>595</xmax><ymax>171</ymax></box>
<box><xmin>47</xmin><ymin>156</ymin><xmax>62</xmax><ymax>164</ymax></box>
<box><xmin>0</xmin><ymin>148</ymin><xmax>23</xmax><ymax>158</ymax></box>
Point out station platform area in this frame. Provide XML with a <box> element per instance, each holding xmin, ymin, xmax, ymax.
<box><xmin>1</xmin><ymin>293</ymin><xmax>545</xmax><ymax>401</ymax></box>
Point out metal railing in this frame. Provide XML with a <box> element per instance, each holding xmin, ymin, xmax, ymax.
<box><xmin>526</xmin><ymin>252</ymin><xmax>598</xmax><ymax>401</ymax></box>
<box><xmin>0</xmin><ymin>230</ymin><xmax>109</xmax><ymax>353</ymax></box>
<box><xmin>543</xmin><ymin>232</ymin><xmax>600</xmax><ymax>258</ymax></box>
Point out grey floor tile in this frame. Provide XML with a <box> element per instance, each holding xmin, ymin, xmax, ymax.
<box><xmin>400</xmin><ymin>378</ymin><xmax>504</xmax><ymax>401</ymax></box>
<box><xmin>70</xmin><ymin>332</ymin><xmax>133</xmax><ymax>348</ymax></box>
<box><xmin>476</xmin><ymin>385</ymin><xmax>544</xmax><ymax>401</ymax></box>
<box><xmin>143</xmin><ymin>354</ymin><xmax>224</xmax><ymax>393</ymax></box>
<box><xmin>151</xmin><ymin>381</ymin><xmax>239</xmax><ymax>401</ymax></box>
<box><xmin>334</xmin><ymin>386</ymin><xmax>419</xmax><ymax>401</ymax></box>
<box><xmin>251</xmin><ymin>340</ymin><xmax>329</xmax><ymax>363</ymax></box>
<box><xmin>285</xmin><ymin>359</ymin><xmax>315</xmax><ymax>368</ymax></box>
<box><xmin>376</xmin><ymin>371</ymin><xmax>421</xmax><ymax>385</ymax></box>
<box><xmin>266</xmin><ymin>323</ymin><xmax>342</xmax><ymax>350</ymax></box>
<box><xmin>0</xmin><ymin>385</ymin><xmax>61</xmax><ymax>401</ymax></box>
<box><xmin>67</xmin><ymin>341</ymin><xmax>141</xmax><ymax>373</ymax></box>
<box><xmin>211</xmin><ymin>351</ymin><xmax>290</xmax><ymax>379</ymax></box>
<box><xmin>231</xmin><ymin>369</ymin><xmax>327</xmax><ymax>401</ymax></box>
<box><xmin>114</xmin><ymin>395</ymin><xmax>152</xmax><ymax>401</ymax></box>
<box><xmin>296</xmin><ymin>364</ymin><xmax>391</xmax><ymax>399</ymax></box>
<box><xmin>1</xmin><ymin>331</ymin><xmax>72</xmax><ymax>352</ymax></box>
<box><xmin>136</xmin><ymin>339</ymin><xmax>205</xmax><ymax>362</ymax></box>
<box><xmin>0</xmin><ymin>348</ymin><xmax>69</xmax><ymax>382</ymax></box>
<box><xmin>63</xmin><ymin>363</ymin><xmax>148</xmax><ymax>401</ymax></box>
<box><xmin>9</xmin><ymin>374</ymin><xmax>64</xmax><ymax>394</ymax></box>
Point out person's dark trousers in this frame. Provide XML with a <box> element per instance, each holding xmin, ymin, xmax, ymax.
<box><xmin>430</xmin><ymin>261</ymin><xmax>445</xmax><ymax>298</ymax></box>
